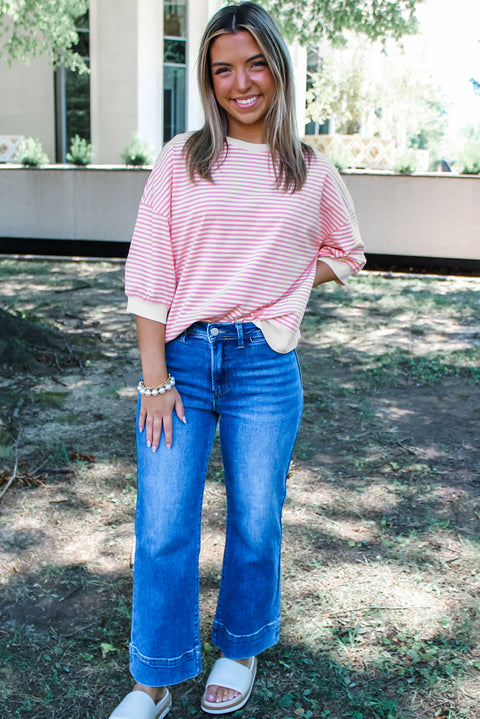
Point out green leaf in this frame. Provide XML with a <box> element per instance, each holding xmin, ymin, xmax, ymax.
<box><xmin>100</xmin><ymin>642</ymin><xmax>118</xmax><ymax>659</ymax></box>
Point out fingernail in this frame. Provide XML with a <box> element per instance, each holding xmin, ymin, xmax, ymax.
<box><xmin>166</xmin><ymin>443</ymin><xmax>172</xmax><ymax>450</ymax></box>
<box><xmin>152</xmin><ymin>446</ymin><xmax>157</xmax><ymax>453</ymax></box>
<box><xmin>147</xmin><ymin>440</ymin><xmax>151</xmax><ymax>448</ymax></box>
<box><xmin>181</xmin><ymin>416</ymin><xmax>187</xmax><ymax>424</ymax></box>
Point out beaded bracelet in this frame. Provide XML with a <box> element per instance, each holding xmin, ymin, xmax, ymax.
<box><xmin>137</xmin><ymin>374</ymin><xmax>176</xmax><ymax>396</ymax></box>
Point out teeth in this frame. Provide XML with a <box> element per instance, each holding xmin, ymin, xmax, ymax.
<box><xmin>236</xmin><ymin>96</ymin><xmax>257</xmax><ymax>106</ymax></box>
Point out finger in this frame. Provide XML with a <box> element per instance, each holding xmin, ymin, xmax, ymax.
<box><xmin>175</xmin><ymin>394</ymin><xmax>186</xmax><ymax>424</ymax></box>
<box><xmin>163</xmin><ymin>413</ymin><xmax>173</xmax><ymax>450</ymax></box>
<box><xmin>138</xmin><ymin>400</ymin><xmax>147</xmax><ymax>432</ymax></box>
<box><xmin>151</xmin><ymin>416</ymin><xmax>163</xmax><ymax>452</ymax></box>
<box><xmin>145</xmin><ymin>414</ymin><xmax>154</xmax><ymax>449</ymax></box>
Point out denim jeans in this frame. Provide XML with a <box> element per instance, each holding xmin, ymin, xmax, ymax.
<box><xmin>129</xmin><ymin>322</ymin><xmax>303</xmax><ymax>687</ymax></box>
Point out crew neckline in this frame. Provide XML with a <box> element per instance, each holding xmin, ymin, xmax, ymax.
<box><xmin>226</xmin><ymin>136</ymin><xmax>269</xmax><ymax>153</ymax></box>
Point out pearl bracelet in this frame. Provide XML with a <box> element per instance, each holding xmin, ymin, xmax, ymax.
<box><xmin>137</xmin><ymin>374</ymin><xmax>176</xmax><ymax>396</ymax></box>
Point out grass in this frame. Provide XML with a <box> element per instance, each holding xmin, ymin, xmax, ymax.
<box><xmin>0</xmin><ymin>260</ymin><xmax>480</xmax><ymax>718</ymax></box>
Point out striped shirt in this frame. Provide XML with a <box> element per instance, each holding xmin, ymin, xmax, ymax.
<box><xmin>125</xmin><ymin>133</ymin><xmax>365</xmax><ymax>352</ymax></box>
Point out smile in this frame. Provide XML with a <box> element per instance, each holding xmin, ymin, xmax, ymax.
<box><xmin>233</xmin><ymin>95</ymin><xmax>259</xmax><ymax>107</ymax></box>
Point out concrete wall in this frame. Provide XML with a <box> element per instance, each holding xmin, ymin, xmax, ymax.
<box><xmin>0</xmin><ymin>166</ymin><xmax>148</xmax><ymax>242</ymax></box>
<box><xmin>0</xmin><ymin>56</ymin><xmax>55</xmax><ymax>160</ymax></box>
<box><xmin>342</xmin><ymin>172</ymin><xmax>480</xmax><ymax>260</ymax></box>
<box><xmin>1</xmin><ymin>167</ymin><xmax>479</xmax><ymax>261</ymax></box>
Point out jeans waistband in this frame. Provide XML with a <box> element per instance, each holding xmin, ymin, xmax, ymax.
<box><xmin>180</xmin><ymin>322</ymin><xmax>261</xmax><ymax>348</ymax></box>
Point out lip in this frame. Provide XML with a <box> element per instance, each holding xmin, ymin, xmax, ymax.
<box><xmin>232</xmin><ymin>94</ymin><xmax>260</xmax><ymax>109</ymax></box>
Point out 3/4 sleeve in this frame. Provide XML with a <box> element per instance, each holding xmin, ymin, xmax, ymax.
<box><xmin>317</xmin><ymin>164</ymin><xmax>365</xmax><ymax>284</ymax></box>
<box><xmin>125</xmin><ymin>142</ymin><xmax>177</xmax><ymax>322</ymax></box>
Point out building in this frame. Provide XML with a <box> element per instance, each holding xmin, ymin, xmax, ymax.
<box><xmin>0</xmin><ymin>0</ymin><xmax>306</xmax><ymax>164</ymax></box>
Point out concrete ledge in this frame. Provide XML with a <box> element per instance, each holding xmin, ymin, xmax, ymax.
<box><xmin>342</xmin><ymin>171</ymin><xmax>480</xmax><ymax>261</ymax></box>
<box><xmin>0</xmin><ymin>165</ymin><xmax>150</xmax><ymax>243</ymax></box>
<box><xmin>1</xmin><ymin>165</ymin><xmax>479</xmax><ymax>260</ymax></box>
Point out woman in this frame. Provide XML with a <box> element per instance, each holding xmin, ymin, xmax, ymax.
<box><xmin>109</xmin><ymin>3</ymin><xmax>365</xmax><ymax>718</ymax></box>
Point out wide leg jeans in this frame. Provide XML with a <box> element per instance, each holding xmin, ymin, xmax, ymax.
<box><xmin>129</xmin><ymin>322</ymin><xmax>303</xmax><ymax>686</ymax></box>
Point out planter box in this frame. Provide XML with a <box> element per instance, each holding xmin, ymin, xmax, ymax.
<box><xmin>0</xmin><ymin>164</ymin><xmax>150</xmax><ymax>243</ymax></box>
<box><xmin>0</xmin><ymin>165</ymin><xmax>479</xmax><ymax>262</ymax></box>
<box><xmin>342</xmin><ymin>171</ymin><xmax>480</xmax><ymax>261</ymax></box>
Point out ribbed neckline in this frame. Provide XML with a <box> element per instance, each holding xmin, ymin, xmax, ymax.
<box><xmin>226</xmin><ymin>136</ymin><xmax>269</xmax><ymax>153</ymax></box>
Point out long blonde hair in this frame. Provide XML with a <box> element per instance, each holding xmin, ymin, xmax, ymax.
<box><xmin>183</xmin><ymin>2</ymin><xmax>313</xmax><ymax>192</ymax></box>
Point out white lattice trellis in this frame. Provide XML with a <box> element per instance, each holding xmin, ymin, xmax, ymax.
<box><xmin>304</xmin><ymin>135</ymin><xmax>396</xmax><ymax>170</ymax></box>
<box><xmin>0</xmin><ymin>135</ymin><xmax>25</xmax><ymax>162</ymax></box>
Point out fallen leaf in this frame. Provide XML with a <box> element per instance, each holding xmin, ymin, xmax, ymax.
<box><xmin>70</xmin><ymin>452</ymin><xmax>96</xmax><ymax>463</ymax></box>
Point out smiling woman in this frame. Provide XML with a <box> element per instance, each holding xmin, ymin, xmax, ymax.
<box><xmin>108</xmin><ymin>4</ymin><xmax>365</xmax><ymax>719</ymax></box>
<box><xmin>184</xmin><ymin>1</ymin><xmax>312</xmax><ymax>191</ymax></box>
<box><xmin>209</xmin><ymin>31</ymin><xmax>275</xmax><ymax>143</ymax></box>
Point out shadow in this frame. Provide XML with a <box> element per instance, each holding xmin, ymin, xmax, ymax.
<box><xmin>1</xmin><ymin>259</ymin><xmax>480</xmax><ymax>717</ymax></box>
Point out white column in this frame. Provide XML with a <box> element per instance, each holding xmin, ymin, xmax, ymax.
<box><xmin>89</xmin><ymin>0</ymin><xmax>139</xmax><ymax>164</ymax></box>
<box><xmin>89</xmin><ymin>0</ymin><xmax>99</xmax><ymax>162</ymax></box>
<box><xmin>137</xmin><ymin>0</ymin><xmax>164</xmax><ymax>155</ymax></box>
<box><xmin>186</xmin><ymin>0</ymin><xmax>223</xmax><ymax>131</ymax></box>
<box><xmin>289</xmin><ymin>40</ymin><xmax>307</xmax><ymax>138</ymax></box>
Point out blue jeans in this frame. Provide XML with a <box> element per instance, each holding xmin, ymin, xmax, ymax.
<box><xmin>129</xmin><ymin>322</ymin><xmax>303</xmax><ymax>686</ymax></box>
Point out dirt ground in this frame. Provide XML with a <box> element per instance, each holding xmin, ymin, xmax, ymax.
<box><xmin>0</xmin><ymin>258</ymin><xmax>479</xmax><ymax>719</ymax></box>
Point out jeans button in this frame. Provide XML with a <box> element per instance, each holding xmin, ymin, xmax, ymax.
<box><xmin>210</xmin><ymin>327</ymin><xmax>219</xmax><ymax>337</ymax></box>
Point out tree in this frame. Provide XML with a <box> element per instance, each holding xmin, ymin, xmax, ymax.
<box><xmin>257</xmin><ymin>0</ymin><xmax>425</xmax><ymax>46</ymax></box>
<box><xmin>305</xmin><ymin>41</ymin><xmax>376</xmax><ymax>134</ymax></box>
<box><xmin>305</xmin><ymin>36</ymin><xmax>448</xmax><ymax>154</ymax></box>
<box><xmin>0</xmin><ymin>0</ymin><xmax>88</xmax><ymax>72</ymax></box>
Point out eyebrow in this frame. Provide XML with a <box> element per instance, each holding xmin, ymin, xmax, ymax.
<box><xmin>211</xmin><ymin>53</ymin><xmax>265</xmax><ymax>67</ymax></box>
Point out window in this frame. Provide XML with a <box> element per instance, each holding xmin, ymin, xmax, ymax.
<box><xmin>54</xmin><ymin>12</ymin><xmax>90</xmax><ymax>161</ymax></box>
<box><xmin>163</xmin><ymin>1</ymin><xmax>187</xmax><ymax>143</ymax></box>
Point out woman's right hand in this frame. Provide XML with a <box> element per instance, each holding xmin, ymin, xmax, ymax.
<box><xmin>139</xmin><ymin>388</ymin><xmax>186</xmax><ymax>451</ymax></box>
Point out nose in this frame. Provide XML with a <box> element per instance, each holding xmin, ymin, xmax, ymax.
<box><xmin>235</xmin><ymin>68</ymin><xmax>251</xmax><ymax>93</ymax></box>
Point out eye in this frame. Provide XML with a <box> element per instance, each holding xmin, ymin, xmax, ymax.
<box><xmin>251</xmin><ymin>60</ymin><xmax>267</xmax><ymax>69</ymax></box>
<box><xmin>214</xmin><ymin>66</ymin><xmax>231</xmax><ymax>75</ymax></box>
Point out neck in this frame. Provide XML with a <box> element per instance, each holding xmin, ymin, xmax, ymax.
<box><xmin>227</xmin><ymin>123</ymin><xmax>266</xmax><ymax>144</ymax></box>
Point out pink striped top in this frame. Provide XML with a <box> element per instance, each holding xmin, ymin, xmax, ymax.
<box><xmin>125</xmin><ymin>133</ymin><xmax>365</xmax><ymax>352</ymax></box>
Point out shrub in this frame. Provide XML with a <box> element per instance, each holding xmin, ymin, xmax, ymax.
<box><xmin>327</xmin><ymin>145</ymin><xmax>350</xmax><ymax>172</ymax></box>
<box><xmin>393</xmin><ymin>150</ymin><xmax>418</xmax><ymax>175</ymax></box>
<box><xmin>66</xmin><ymin>135</ymin><xmax>93</xmax><ymax>166</ymax></box>
<box><xmin>121</xmin><ymin>132</ymin><xmax>154</xmax><ymax>166</ymax></box>
<box><xmin>16</xmin><ymin>138</ymin><xmax>49</xmax><ymax>166</ymax></box>
<box><xmin>459</xmin><ymin>141</ymin><xmax>480</xmax><ymax>175</ymax></box>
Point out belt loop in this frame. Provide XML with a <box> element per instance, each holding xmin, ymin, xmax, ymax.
<box><xmin>236</xmin><ymin>322</ymin><xmax>244</xmax><ymax>349</ymax></box>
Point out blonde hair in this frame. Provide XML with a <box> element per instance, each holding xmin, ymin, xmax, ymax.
<box><xmin>183</xmin><ymin>2</ymin><xmax>313</xmax><ymax>192</ymax></box>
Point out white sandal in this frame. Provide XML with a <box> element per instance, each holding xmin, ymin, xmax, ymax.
<box><xmin>108</xmin><ymin>688</ymin><xmax>172</xmax><ymax>719</ymax></box>
<box><xmin>200</xmin><ymin>656</ymin><xmax>257</xmax><ymax>715</ymax></box>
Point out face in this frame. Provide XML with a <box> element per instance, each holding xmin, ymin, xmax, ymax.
<box><xmin>209</xmin><ymin>30</ymin><xmax>275</xmax><ymax>143</ymax></box>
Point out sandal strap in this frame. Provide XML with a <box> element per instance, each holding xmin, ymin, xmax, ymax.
<box><xmin>205</xmin><ymin>657</ymin><xmax>255</xmax><ymax>696</ymax></box>
<box><xmin>108</xmin><ymin>689</ymin><xmax>171</xmax><ymax>719</ymax></box>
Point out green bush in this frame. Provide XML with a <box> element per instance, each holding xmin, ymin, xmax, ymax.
<box><xmin>459</xmin><ymin>141</ymin><xmax>480</xmax><ymax>175</ymax></box>
<box><xmin>327</xmin><ymin>145</ymin><xmax>350</xmax><ymax>172</ymax></box>
<box><xmin>121</xmin><ymin>132</ymin><xmax>154</xmax><ymax>166</ymax></box>
<box><xmin>16</xmin><ymin>137</ymin><xmax>49</xmax><ymax>166</ymax></box>
<box><xmin>393</xmin><ymin>150</ymin><xmax>418</xmax><ymax>175</ymax></box>
<box><xmin>66</xmin><ymin>135</ymin><xmax>93</xmax><ymax>166</ymax></box>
